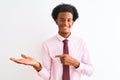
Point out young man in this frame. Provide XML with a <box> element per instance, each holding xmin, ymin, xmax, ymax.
<box><xmin>10</xmin><ymin>3</ymin><xmax>94</xmax><ymax>80</ymax></box>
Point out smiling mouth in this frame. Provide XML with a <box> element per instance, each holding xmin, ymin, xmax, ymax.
<box><xmin>62</xmin><ymin>26</ymin><xmax>68</xmax><ymax>29</ymax></box>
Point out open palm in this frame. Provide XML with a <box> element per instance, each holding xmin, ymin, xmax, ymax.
<box><xmin>10</xmin><ymin>54</ymin><xmax>37</xmax><ymax>66</ymax></box>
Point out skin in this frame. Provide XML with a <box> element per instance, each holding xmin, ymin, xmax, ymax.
<box><xmin>10</xmin><ymin>12</ymin><xmax>80</xmax><ymax>72</ymax></box>
<box><xmin>56</xmin><ymin>12</ymin><xmax>73</xmax><ymax>38</ymax></box>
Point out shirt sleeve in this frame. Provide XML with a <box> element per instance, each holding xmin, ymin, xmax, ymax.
<box><xmin>74</xmin><ymin>40</ymin><xmax>94</xmax><ymax>76</ymax></box>
<box><xmin>37</xmin><ymin>42</ymin><xmax>51</xmax><ymax>80</ymax></box>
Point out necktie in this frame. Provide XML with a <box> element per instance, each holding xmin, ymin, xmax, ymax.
<box><xmin>63</xmin><ymin>39</ymin><xmax>70</xmax><ymax>80</ymax></box>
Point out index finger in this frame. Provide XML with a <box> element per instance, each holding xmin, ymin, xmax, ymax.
<box><xmin>55</xmin><ymin>55</ymin><xmax>64</xmax><ymax>58</ymax></box>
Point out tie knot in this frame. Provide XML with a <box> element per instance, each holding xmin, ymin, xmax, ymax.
<box><xmin>63</xmin><ymin>39</ymin><xmax>68</xmax><ymax>43</ymax></box>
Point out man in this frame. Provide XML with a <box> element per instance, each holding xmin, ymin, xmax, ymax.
<box><xmin>10</xmin><ymin>3</ymin><xmax>94</xmax><ymax>80</ymax></box>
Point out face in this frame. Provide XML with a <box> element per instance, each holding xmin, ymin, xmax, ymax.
<box><xmin>56</xmin><ymin>12</ymin><xmax>74</xmax><ymax>38</ymax></box>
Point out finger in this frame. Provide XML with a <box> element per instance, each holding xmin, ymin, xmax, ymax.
<box><xmin>9</xmin><ymin>57</ymin><xmax>21</xmax><ymax>63</ymax></box>
<box><xmin>55</xmin><ymin>55</ymin><xmax>64</xmax><ymax>58</ymax></box>
<box><xmin>9</xmin><ymin>57</ymin><xmax>16</xmax><ymax>61</ymax></box>
<box><xmin>10</xmin><ymin>57</ymin><xmax>19</xmax><ymax>61</ymax></box>
<box><xmin>21</xmin><ymin>54</ymin><xmax>28</xmax><ymax>59</ymax></box>
<box><xmin>63</xmin><ymin>54</ymin><xmax>69</xmax><ymax>56</ymax></box>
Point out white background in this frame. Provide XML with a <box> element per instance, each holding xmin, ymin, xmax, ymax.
<box><xmin>0</xmin><ymin>0</ymin><xmax>120</xmax><ymax>80</ymax></box>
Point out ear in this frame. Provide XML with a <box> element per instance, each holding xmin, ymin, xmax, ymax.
<box><xmin>72</xmin><ymin>20</ymin><xmax>74</xmax><ymax>25</ymax></box>
<box><xmin>55</xmin><ymin>19</ymin><xmax>58</xmax><ymax>24</ymax></box>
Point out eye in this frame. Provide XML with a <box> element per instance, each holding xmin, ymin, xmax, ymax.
<box><xmin>68</xmin><ymin>19</ymin><xmax>73</xmax><ymax>22</ymax></box>
<box><xmin>59</xmin><ymin>19</ymin><xmax>65</xmax><ymax>22</ymax></box>
<box><xmin>57</xmin><ymin>18</ymin><xmax>73</xmax><ymax>22</ymax></box>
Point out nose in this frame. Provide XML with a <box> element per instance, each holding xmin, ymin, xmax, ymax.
<box><xmin>63</xmin><ymin>20</ymin><xmax>68</xmax><ymax>26</ymax></box>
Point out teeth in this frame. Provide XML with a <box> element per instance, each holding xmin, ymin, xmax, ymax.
<box><xmin>63</xmin><ymin>26</ymin><xmax>67</xmax><ymax>28</ymax></box>
<box><xmin>63</xmin><ymin>27</ymin><xmax>67</xmax><ymax>29</ymax></box>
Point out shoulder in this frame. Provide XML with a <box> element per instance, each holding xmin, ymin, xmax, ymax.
<box><xmin>69</xmin><ymin>34</ymin><xmax>87</xmax><ymax>47</ymax></box>
<box><xmin>42</xmin><ymin>35</ymin><xmax>58</xmax><ymax>45</ymax></box>
<box><xmin>70</xmin><ymin>34</ymin><xmax>84</xmax><ymax>42</ymax></box>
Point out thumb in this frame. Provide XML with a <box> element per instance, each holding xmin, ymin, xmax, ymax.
<box><xmin>21</xmin><ymin>54</ymin><xmax>28</xmax><ymax>59</ymax></box>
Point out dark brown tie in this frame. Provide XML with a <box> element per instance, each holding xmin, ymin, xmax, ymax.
<box><xmin>63</xmin><ymin>39</ymin><xmax>70</xmax><ymax>80</ymax></box>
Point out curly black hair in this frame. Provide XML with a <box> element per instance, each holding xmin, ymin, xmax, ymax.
<box><xmin>51</xmin><ymin>3</ymin><xmax>79</xmax><ymax>21</ymax></box>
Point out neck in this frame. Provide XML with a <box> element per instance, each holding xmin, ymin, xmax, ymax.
<box><xmin>59</xmin><ymin>32</ymin><xmax>71</xmax><ymax>38</ymax></box>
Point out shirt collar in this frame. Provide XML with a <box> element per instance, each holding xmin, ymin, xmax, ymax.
<box><xmin>56</xmin><ymin>33</ymin><xmax>72</xmax><ymax>42</ymax></box>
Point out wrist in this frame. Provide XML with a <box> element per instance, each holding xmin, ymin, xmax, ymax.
<box><xmin>33</xmin><ymin>62</ymin><xmax>42</xmax><ymax>72</ymax></box>
<box><xmin>75</xmin><ymin>62</ymin><xmax>80</xmax><ymax>68</ymax></box>
<box><xmin>73</xmin><ymin>59</ymin><xmax>80</xmax><ymax>68</ymax></box>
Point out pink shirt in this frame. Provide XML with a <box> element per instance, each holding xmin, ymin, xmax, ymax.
<box><xmin>38</xmin><ymin>34</ymin><xmax>94</xmax><ymax>80</ymax></box>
